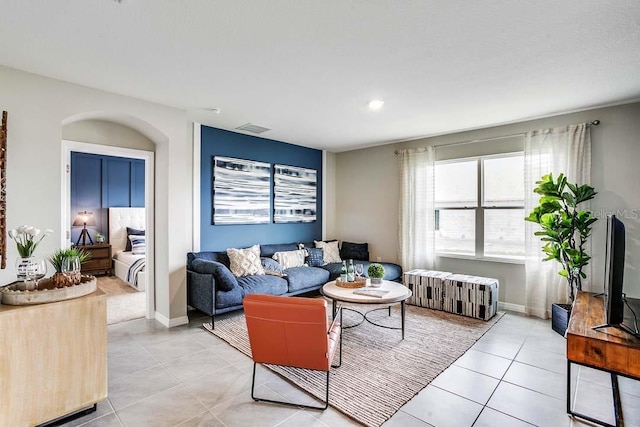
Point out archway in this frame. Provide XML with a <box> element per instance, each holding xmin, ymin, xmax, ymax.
<box><xmin>61</xmin><ymin>112</ymin><xmax>161</xmax><ymax>319</ymax></box>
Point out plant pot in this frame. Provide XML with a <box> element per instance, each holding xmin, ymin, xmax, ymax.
<box><xmin>370</xmin><ymin>277</ymin><xmax>383</xmax><ymax>287</ymax></box>
<box><xmin>551</xmin><ymin>303</ymin><xmax>572</xmax><ymax>336</ymax></box>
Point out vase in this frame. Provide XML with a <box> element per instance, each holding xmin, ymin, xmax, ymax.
<box><xmin>15</xmin><ymin>256</ymin><xmax>47</xmax><ymax>290</ymax></box>
<box><xmin>370</xmin><ymin>277</ymin><xmax>383</xmax><ymax>287</ymax></box>
<box><xmin>551</xmin><ymin>303</ymin><xmax>572</xmax><ymax>336</ymax></box>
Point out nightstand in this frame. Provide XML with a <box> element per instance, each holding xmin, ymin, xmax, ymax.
<box><xmin>75</xmin><ymin>244</ymin><xmax>112</xmax><ymax>276</ymax></box>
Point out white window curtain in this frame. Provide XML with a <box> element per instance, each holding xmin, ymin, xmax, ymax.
<box><xmin>524</xmin><ymin>123</ymin><xmax>591</xmax><ymax>318</ymax></box>
<box><xmin>397</xmin><ymin>147</ymin><xmax>435</xmax><ymax>271</ymax></box>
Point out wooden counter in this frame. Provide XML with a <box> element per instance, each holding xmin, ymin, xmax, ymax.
<box><xmin>0</xmin><ymin>289</ymin><xmax>107</xmax><ymax>426</ymax></box>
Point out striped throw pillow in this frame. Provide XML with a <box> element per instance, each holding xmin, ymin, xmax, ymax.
<box><xmin>128</xmin><ymin>235</ymin><xmax>146</xmax><ymax>255</ymax></box>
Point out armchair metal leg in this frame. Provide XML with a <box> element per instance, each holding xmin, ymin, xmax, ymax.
<box><xmin>332</xmin><ymin>306</ymin><xmax>343</xmax><ymax>368</ymax></box>
<box><xmin>250</xmin><ymin>362</ymin><xmax>330</xmax><ymax>410</ymax></box>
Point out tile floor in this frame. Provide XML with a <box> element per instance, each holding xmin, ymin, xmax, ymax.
<box><xmin>58</xmin><ymin>309</ymin><xmax>640</xmax><ymax>427</ymax></box>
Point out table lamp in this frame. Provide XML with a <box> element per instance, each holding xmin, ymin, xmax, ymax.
<box><xmin>73</xmin><ymin>211</ymin><xmax>96</xmax><ymax>246</ymax></box>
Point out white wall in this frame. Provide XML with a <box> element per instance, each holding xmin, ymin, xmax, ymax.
<box><xmin>0</xmin><ymin>66</ymin><xmax>192</xmax><ymax>325</ymax></box>
<box><xmin>62</xmin><ymin>119</ymin><xmax>155</xmax><ymax>151</ymax></box>
<box><xmin>335</xmin><ymin>102</ymin><xmax>640</xmax><ymax>307</ymax></box>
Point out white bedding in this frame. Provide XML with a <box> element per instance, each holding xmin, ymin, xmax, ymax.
<box><xmin>114</xmin><ymin>251</ymin><xmax>145</xmax><ymax>265</ymax></box>
<box><xmin>109</xmin><ymin>207</ymin><xmax>147</xmax><ymax>291</ymax></box>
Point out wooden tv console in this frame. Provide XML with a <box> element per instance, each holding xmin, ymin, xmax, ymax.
<box><xmin>0</xmin><ymin>289</ymin><xmax>107</xmax><ymax>426</ymax></box>
<box><xmin>566</xmin><ymin>291</ymin><xmax>640</xmax><ymax>427</ymax></box>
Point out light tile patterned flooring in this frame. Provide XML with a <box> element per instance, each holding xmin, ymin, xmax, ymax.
<box><xmin>59</xmin><ymin>309</ymin><xmax>640</xmax><ymax>427</ymax></box>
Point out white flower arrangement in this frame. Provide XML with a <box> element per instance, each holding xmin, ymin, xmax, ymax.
<box><xmin>8</xmin><ymin>225</ymin><xmax>54</xmax><ymax>257</ymax></box>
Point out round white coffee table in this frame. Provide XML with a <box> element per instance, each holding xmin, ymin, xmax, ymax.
<box><xmin>321</xmin><ymin>279</ymin><xmax>412</xmax><ymax>339</ymax></box>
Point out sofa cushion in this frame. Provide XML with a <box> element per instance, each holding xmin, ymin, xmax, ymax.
<box><xmin>340</xmin><ymin>241</ymin><xmax>369</xmax><ymax>261</ymax></box>
<box><xmin>227</xmin><ymin>245</ymin><xmax>265</xmax><ymax>277</ymax></box>
<box><xmin>284</xmin><ymin>266</ymin><xmax>330</xmax><ymax>292</ymax></box>
<box><xmin>237</xmin><ymin>274</ymin><xmax>288</xmax><ymax>296</ymax></box>
<box><xmin>261</xmin><ymin>257</ymin><xmax>285</xmax><ymax>277</ymax></box>
<box><xmin>306</xmin><ymin>247</ymin><xmax>324</xmax><ymax>267</ymax></box>
<box><xmin>260</xmin><ymin>243</ymin><xmax>299</xmax><ymax>258</ymax></box>
<box><xmin>314</xmin><ymin>240</ymin><xmax>341</xmax><ymax>264</ymax></box>
<box><xmin>215</xmin><ymin>287</ymin><xmax>244</xmax><ymax>309</ymax></box>
<box><xmin>321</xmin><ymin>261</ymin><xmax>403</xmax><ymax>282</ymax></box>
<box><xmin>190</xmin><ymin>259</ymin><xmax>238</xmax><ymax>292</ymax></box>
<box><xmin>273</xmin><ymin>249</ymin><xmax>307</xmax><ymax>269</ymax></box>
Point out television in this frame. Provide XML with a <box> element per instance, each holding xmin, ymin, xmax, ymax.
<box><xmin>593</xmin><ymin>214</ymin><xmax>639</xmax><ymax>338</ymax></box>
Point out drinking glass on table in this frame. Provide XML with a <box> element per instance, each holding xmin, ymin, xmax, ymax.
<box><xmin>355</xmin><ymin>263</ymin><xmax>364</xmax><ymax>279</ymax></box>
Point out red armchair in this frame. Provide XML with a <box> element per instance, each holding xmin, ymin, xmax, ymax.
<box><xmin>243</xmin><ymin>294</ymin><xmax>342</xmax><ymax>410</ymax></box>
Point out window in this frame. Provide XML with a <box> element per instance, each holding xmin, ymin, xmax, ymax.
<box><xmin>435</xmin><ymin>153</ymin><xmax>525</xmax><ymax>260</ymax></box>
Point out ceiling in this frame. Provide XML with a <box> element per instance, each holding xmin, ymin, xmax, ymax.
<box><xmin>1</xmin><ymin>1</ymin><xmax>639</xmax><ymax>152</ymax></box>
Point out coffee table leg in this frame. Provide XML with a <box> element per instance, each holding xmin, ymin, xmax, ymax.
<box><xmin>401</xmin><ymin>300</ymin><xmax>406</xmax><ymax>340</ymax></box>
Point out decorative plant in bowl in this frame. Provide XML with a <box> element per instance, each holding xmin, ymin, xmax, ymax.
<box><xmin>95</xmin><ymin>233</ymin><xmax>105</xmax><ymax>244</ymax></box>
<box><xmin>368</xmin><ymin>263</ymin><xmax>385</xmax><ymax>286</ymax></box>
<box><xmin>49</xmin><ymin>248</ymin><xmax>92</xmax><ymax>288</ymax></box>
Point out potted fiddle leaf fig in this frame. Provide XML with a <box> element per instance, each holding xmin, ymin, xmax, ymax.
<box><xmin>525</xmin><ymin>173</ymin><xmax>597</xmax><ymax>335</ymax></box>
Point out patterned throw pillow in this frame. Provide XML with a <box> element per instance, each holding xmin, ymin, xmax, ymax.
<box><xmin>227</xmin><ymin>245</ymin><xmax>265</xmax><ymax>277</ymax></box>
<box><xmin>125</xmin><ymin>227</ymin><xmax>145</xmax><ymax>252</ymax></box>
<box><xmin>314</xmin><ymin>240</ymin><xmax>341</xmax><ymax>264</ymax></box>
<box><xmin>128</xmin><ymin>235</ymin><xmax>146</xmax><ymax>255</ymax></box>
<box><xmin>272</xmin><ymin>249</ymin><xmax>307</xmax><ymax>269</ymax></box>
<box><xmin>261</xmin><ymin>257</ymin><xmax>286</xmax><ymax>277</ymax></box>
<box><xmin>306</xmin><ymin>247</ymin><xmax>324</xmax><ymax>267</ymax></box>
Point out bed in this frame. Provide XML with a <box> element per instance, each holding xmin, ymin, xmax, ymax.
<box><xmin>109</xmin><ymin>207</ymin><xmax>147</xmax><ymax>291</ymax></box>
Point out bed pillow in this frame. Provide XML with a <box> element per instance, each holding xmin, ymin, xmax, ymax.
<box><xmin>272</xmin><ymin>249</ymin><xmax>307</xmax><ymax>269</ymax></box>
<box><xmin>128</xmin><ymin>235</ymin><xmax>146</xmax><ymax>255</ymax></box>
<box><xmin>261</xmin><ymin>257</ymin><xmax>286</xmax><ymax>277</ymax></box>
<box><xmin>314</xmin><ymin>240</ymin><xmax>341</xmax><ymax>264</ymax></box>
<box><xmin>125</xmin><ymin>227</ymin><xmax>145</xmax><ymax>252</ymax></box>
<box><xmin>306</xmin><ymin>247</ymin><xmax>324</xmax><ymax>267</ymax></box>
<box><xmin>227</xmin><ymin>245</ymin><xmax>265</xmax><ymax>277</ymax></box>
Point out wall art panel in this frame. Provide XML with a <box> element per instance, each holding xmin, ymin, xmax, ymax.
<box><xmin>274</xmin><ymin>164</ymin><xmax>316</xmax><ymax>223</ymax></box>
<box><xmin>213</xmin><ymin>156</ymin><xmax>271</xmax><ymax>225</ymax></box>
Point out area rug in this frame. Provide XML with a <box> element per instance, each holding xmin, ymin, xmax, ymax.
<box><xmin>203</xmin><ymin>304</ymin><xmax>503</xmax><ymax>427</ymax></box>
<box><xmin>107</xmin><ymin>292</ymin><xmax>146</xmax><ymax>325</ymax></box>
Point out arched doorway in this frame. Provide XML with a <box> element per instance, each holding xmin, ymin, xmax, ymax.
<box><xmin>60</xmin><ymin>113</ymin><xmax>160</xmax><ymax>319</ymax></box>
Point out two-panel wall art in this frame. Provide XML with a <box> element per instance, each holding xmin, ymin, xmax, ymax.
<box><xmin>212</xmin><ymin>156</ymin><xmax>317</xmax><ymax>225</ymax></box>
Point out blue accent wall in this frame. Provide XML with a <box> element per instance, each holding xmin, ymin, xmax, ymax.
<box><xmin>200</xmin><ymin>126</ymin><xmax>323</xmax><ymax>251</ymax></box>
<box><xmin>71</xmin><ymin>152</ymin><xmax>145</xmax><ymax>244</ymax></box>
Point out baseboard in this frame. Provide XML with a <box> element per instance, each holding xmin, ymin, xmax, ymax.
<box><xmin>154</xmin><ymin>312</ymin><xmax>189</xmax><ymax>328</ymax></box>
<box><xmin>498</xmin><ymin>301</ymin><xmax>526</xmax><ymax>314</ymax></box>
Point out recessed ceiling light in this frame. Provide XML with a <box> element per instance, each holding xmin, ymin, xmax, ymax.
<box><xmin>368</xmin><ymin>100</ymin><xmax>384</xmax><ymax>110</ymax></box>
<box><xmin>205</xmin><ymin>108</ymin><xmax>221</xmax><ymax>114</ymax></box>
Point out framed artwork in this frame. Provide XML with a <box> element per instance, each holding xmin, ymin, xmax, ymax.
<box><xmin>274</xmin><ymin>164</ymin><xmax>317</xmax><ymax>223</ymax></box>
<box><xmin>212</xmin><ymin>156</ymin><xmax>271</xmax><ymax>225</ymax></box>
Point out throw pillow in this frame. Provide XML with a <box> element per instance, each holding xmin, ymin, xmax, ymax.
<box><xmin>272</xmin><ymin>249</ymin><xmax>307</xmax><ymax>269</ymax></box>
<box><xmin>314</xmin><ymin>240</ymin><xmax>341</xmax><ymax>264</ymax></box>
<box><xmin>306</xmin><ymin>247</ymin><xmax>324</xmax><ymax>267</ymax></box>
<box><xmin>261</xmin><ymin>257</ymin><xmax>286</xmax><ymax>277</ymax></box>
<box><xmin>227</xmin><ymin>245</ymin><xmax>265</xmax><ymax>277</ymax></box>
<box><xmin>125</xmin><ymin>227</ymin><xmax>145</xmax><ymax>252</ymax></box>
<box><xmin>191</xmin><ymin>259</ymin><xmax>238</xmax><ymax>291</ymax></box>
<box><xmin>340</xmin><ymin>241</ymin><xmax>369</xmax><ymax>261</ymax></box>
<box><xmin>128</xmin><ymin>235</ymin><xmax>146</xmax><ymax>255</ymax></box>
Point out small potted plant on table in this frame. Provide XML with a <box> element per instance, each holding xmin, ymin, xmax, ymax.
<box><xmin>368</xmin><ymin>263</ymin><xmax>385</xmax><ymax>287</ymax></box>
<box><xmin>49</xmin><ymin>247</ymin><xmax>92</xmax><ymax>288</ymax></box>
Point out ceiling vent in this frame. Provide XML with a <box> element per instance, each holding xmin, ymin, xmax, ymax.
<box><xmin>235</xmin><ymin>123</ymin><xmax>271</xmax><ymax>134</ymax></box>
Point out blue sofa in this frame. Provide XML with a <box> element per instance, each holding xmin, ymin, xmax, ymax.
<box><xmin>186</xmin><ymin>241</ymin><xmax>402</xmax><ymax>326</ymax></box>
